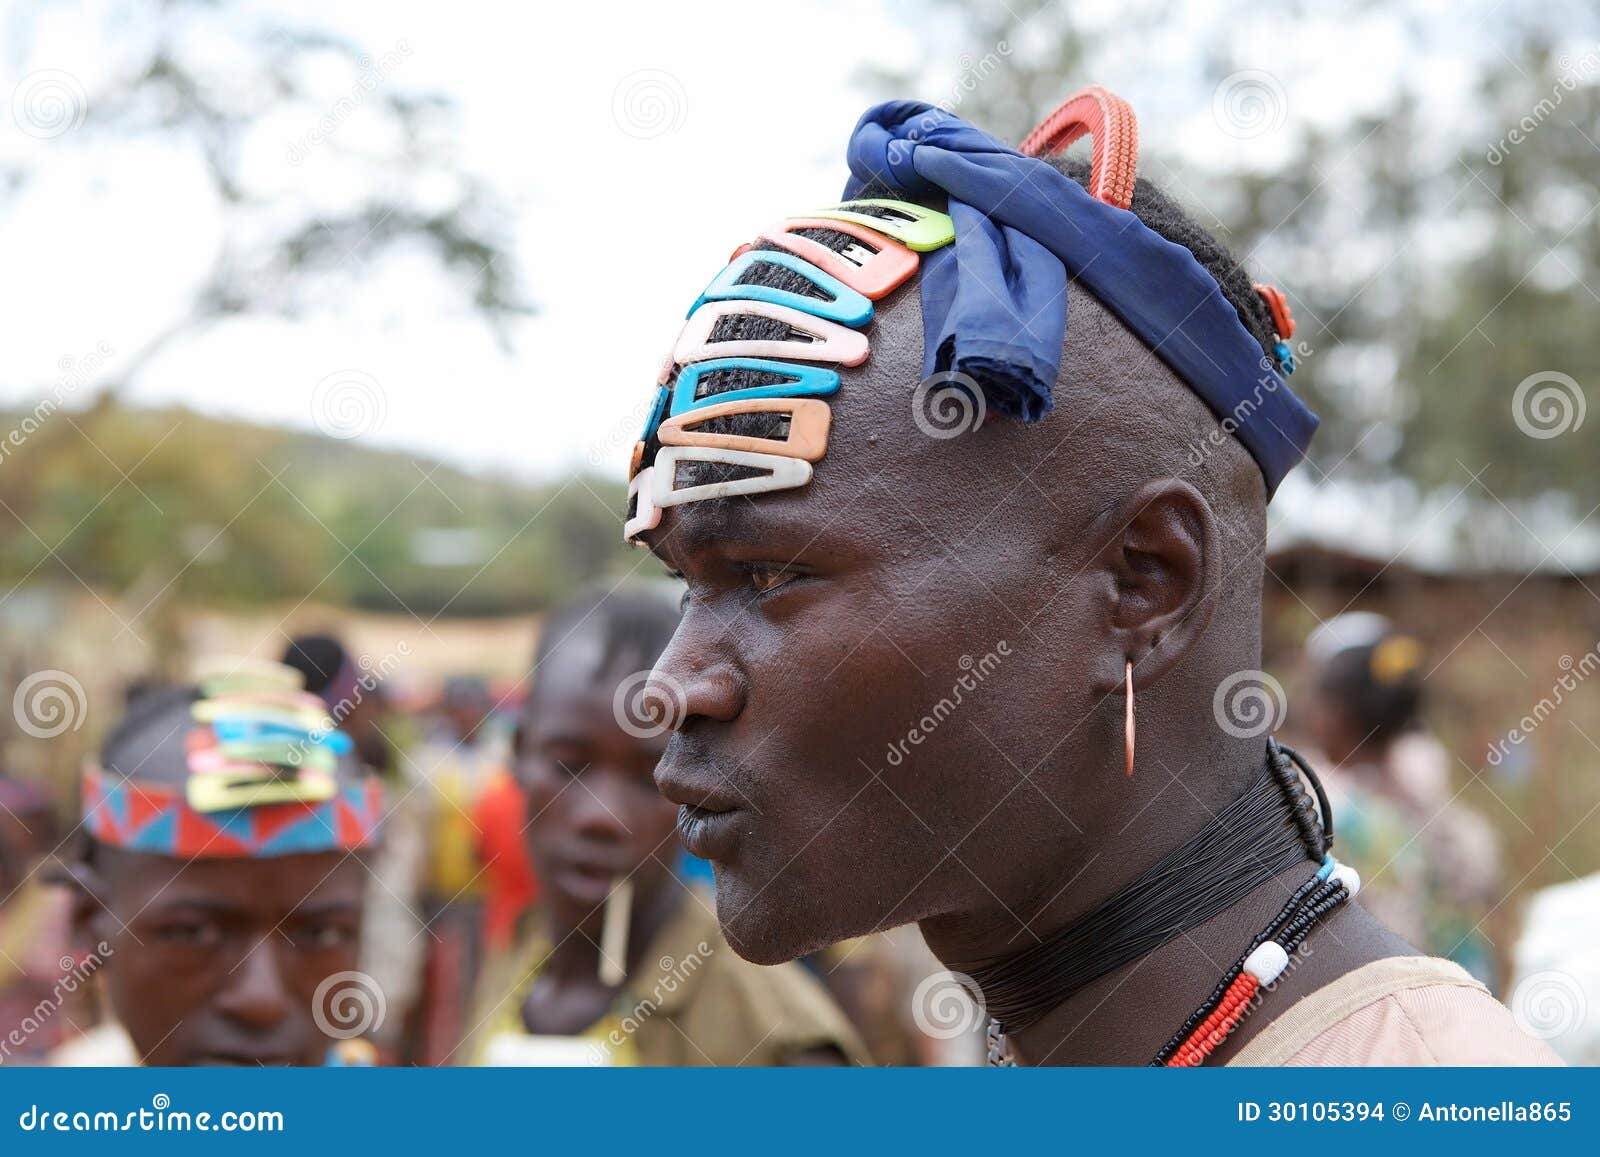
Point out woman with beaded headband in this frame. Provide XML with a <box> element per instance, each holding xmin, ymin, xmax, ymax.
<box><xmin>628</xmin><ymin>89</ymin><xmax>1559</xmax><ymax>1066</ymax></box>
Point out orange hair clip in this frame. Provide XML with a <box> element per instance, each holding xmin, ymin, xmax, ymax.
<box><xmin>1253</xmin><ymin>283</ymin><xmax>1296</xmax><ymax>340</ymax></box>
<box><xmin>1019</xmin><ymin>85</ymin><xmax>1139</xmax><ymax>211</ymax></box>
<box><xmin>757</xmin><ymin>218</ymin><xmax>920</xmax><ymax>300</ymax></box>
<box><xmin>656</xmin><ymin>397</ymin><xmax>832</xmax><ymax>462</ymax></box>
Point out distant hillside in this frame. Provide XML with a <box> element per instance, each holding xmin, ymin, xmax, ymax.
<box><xmin>0</xmin><ymin>396</ymin><xmax>633</xmax><ymax>618</ymax></box>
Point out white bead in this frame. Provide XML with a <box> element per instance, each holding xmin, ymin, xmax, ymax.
<box><xmin>1243</xmin><ymin>941</ymin><xmax>1289</xmax><ymax>985</ymax></box>
<box><xmin>1331</xmin><ymin>862</ymin><xmax>1362</xmax><ymax>899</ymax></box>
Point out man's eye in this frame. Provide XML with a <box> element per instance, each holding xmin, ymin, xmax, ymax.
<box><xmin>157</xmin><ymin>920</ymin><xmax>220</xmax><ymax>948</ymax></box>
<box><xmin>745</xmin><ymin>565</ymin><xmax>797</xmax><ymax>597</ymax></box>
<box><xmin>297</xmin><ymin>923</ymin><xmax>357</xmax><ymax>951</ymax></box>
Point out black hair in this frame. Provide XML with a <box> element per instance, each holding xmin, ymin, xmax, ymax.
<box><xmin>281</xmin><ymin>634</ymin><xmax>348</xmax><ymax>696</ymax></box>
<box><xmin>1316</xmin><ymin>640</ymin><xmax>1424</xmax><ymax>743</ymax></box>
<box><xmin>528</xmin><ymin>583</ymin><xmax>682</xmax><ymax>698</ymax></box>
<box><xmin>633</xmin><ymin>154</ymin><xmax>1280</xmax><ymax>506</ymax></box>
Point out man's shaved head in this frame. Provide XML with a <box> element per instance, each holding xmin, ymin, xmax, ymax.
<box><xmin>646</xmin><ymin>163</ymin><xmax>1280</xmax><ymax>966</ymax></box>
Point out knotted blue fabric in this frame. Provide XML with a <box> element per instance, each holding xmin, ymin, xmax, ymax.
<box><xmin>843</xmin><ymin>101</ymin><xmax>1318</xmax><ymax>495</ymax></box>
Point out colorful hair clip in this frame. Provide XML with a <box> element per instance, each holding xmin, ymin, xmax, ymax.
<box><xmin>807</xmin><ymin>200</ymin><xmax>955</xmax><ymax>252</ymax></box>
<box><xmin>192</xmin><ymin>698</ymin><xmax>329</xmax><ymax>731</ymax></box>
<box><xmin>187</xmin><ymin>766</ymin><xmax>337</xmax><ymax>814</ymax></box>
<box><xmin>670</xmin><ymin>358</ymin><xmax>839</xmax><ymax>417</ymax></box>
<box><xmin>629</xmin><ymin>440</ymin><xmax>646</xmax><ymax>479</ymax></box>
<box><xmin>624</xmin><ymin>466</ymin><xmax>662</xmax><ymax>542</ymax></box>
<box><xmin>759</xmin><ymin>219</ymin><xmax>919</xmax><ymax>299</ymax></box>
<box><xmin>1019</xmin><ymin>86</ymin><xmax>1139</xmax><ymax>211</ymax></box>
<box><xmin>194</xmin><ymin>658</ymin><xmax>306</xmax><ymax>699</ymax></box>
<box><xmin>674</xmin><ymin>300</ymin><xmax>869</xmax><ymax>368</ymax></box>
<box><xmin>641</xmin><ymin>385</ymin><xmax>670</xmax><ymax>443</ymax></box>
<box><xmin>209</xmin><ymin>717</ymin><xmax>353</xmax><ymax>755</ymax></box>
<box><xmin>658</xmin><ymin>398</ymin><xmax>832</xmax><ymax>462</ymax></box>
<box><xmin>690</xmin><ymin>251</ymin><xmax>873</xmax><ymax>327</ymax></box>
<box><xmin>651</xmin><ymin>446</ymin><xmax>813</xmax><ymax>508</ymax></box>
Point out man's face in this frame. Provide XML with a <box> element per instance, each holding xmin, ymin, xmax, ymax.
<box><xmin>648</xmin><ymin>289</ymin><xmax>1121</xmax><ymax>964</ymax></box>
<box><xmin>89</xmin><ymin>848</ymin><xmax>367</xmax><ymax>1066</ymax></box>
<box><xmin>516</xmin><ymin>659</ymin><xmax>679</xmax><ymax>931</ymax></box>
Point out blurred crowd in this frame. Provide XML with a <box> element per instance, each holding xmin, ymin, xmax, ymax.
<box><xmin>0</xmin><ymin>595</ymin><xmax>1592</xmax><ymax>1066</ymax></box>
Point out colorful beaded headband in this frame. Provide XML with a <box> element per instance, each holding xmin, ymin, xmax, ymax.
<box><xmin>625</xmin><ymin>199</ymin><xmax>955</xmax><ymax>543</ymax></box>
<box><xmin>81</xmin><ymin>658</ymin><xmax>382</xmax><ymax>857</ymax></box>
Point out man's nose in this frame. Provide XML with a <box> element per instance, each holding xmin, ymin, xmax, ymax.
<box><xmin>214</xmin><ymin>935</ymin><xmax>294</xmax><ymax>1032</ymax></box>
<box><xmin>651</xmin><ymin>619</ymin><xmax>743</xmax><ymax>729</ymax></box>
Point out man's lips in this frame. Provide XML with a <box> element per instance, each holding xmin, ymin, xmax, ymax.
<box><xmin>675</xmin><ymin>803</ymin><xmax>744</xmax><ymax>862</ymax></box>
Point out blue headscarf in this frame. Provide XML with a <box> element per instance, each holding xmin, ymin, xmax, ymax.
<box><xmin>843</xmin><ymin>101</ymin><xmax>1317</xmax><ymax>495</ymax></box>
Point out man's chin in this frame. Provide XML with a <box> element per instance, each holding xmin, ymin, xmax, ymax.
<box><xmin>710</xmin><ymin>867</ymin><xmax>842</xmax><ymax>966</ymax></box>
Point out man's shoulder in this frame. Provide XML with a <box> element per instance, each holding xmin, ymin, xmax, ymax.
<box><xmin>1230</xmin><ymin>955</ymin><xmax>1564</xmax><ymax>1067</ymax></box>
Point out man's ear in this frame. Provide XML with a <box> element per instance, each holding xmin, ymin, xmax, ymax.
<box><xmin>1092</xmin><ymin>478</ymin><xmax>1219</xmax><ymax>692</ymax></box>
<box><xmin>50</xmin><ymin>853</ymin><xmax>113</xmax><ymax>946</ymax></box>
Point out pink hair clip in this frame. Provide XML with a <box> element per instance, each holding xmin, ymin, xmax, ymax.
<box><xmin>651</xmin><ymin>446</ymin><xmax>813</xmax><ymax>509</ymax></box>
<box><xmin>760</xmin><ymin>218</ymin><xmax>919</xmax><ymax>300</ymax></box>
<box><xmin>624</xmin><ymin>466</ymin><xmax>663</xmax><ymax>542</ymax></box>
<box><xmin>657</xmin><ymin>397</ymin><xmax>832</xmax><ymax>462</ymax></box>
<box><xmin>673</xmin><ymin>300</ymin><xmax>869</xmax><ymax>368</ymax></box>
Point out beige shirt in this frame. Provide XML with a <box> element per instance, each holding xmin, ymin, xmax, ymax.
<box><xmin>1229</xmin><ymin>956</ymin><xmax>1563</xmax><ymax>1066</ymax></box>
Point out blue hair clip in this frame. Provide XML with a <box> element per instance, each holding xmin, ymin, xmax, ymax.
<box><xmin>670</xmin><ymin>358</ymin><xmax>840</xmax><ymax>417</ymax></box>
<box><xmin>690</xmin><ymin>251</ymin><xmax>873</xmax><ymax>327</ymax></box>
<box><xmin>1273</xmin><ymin>340</ymin><xmax>1297</xmax><ymax>375</ymax></box>
<box><xmin>641</xmin><ymin>384</ymin><xmax>670</xmax><ymax>442</ymax></box>
<box><xmin>210</xmin><ymin>717</ymin><xmax>354</xmax><ymax>755</ymax></box>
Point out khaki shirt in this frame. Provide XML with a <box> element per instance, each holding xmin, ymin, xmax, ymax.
<box><xmin>1229</xmin><ymin>956</ymin><xmax>1563</xmax><ymax>1066</ymax></box>
<box><xmin>471</xmin><ymin>889</ymin><xmax>869</xmax><ymax>1066</ymax></box>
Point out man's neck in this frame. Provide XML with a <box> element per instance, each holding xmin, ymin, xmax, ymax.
<box><xmin>916</xmin><ymin>733</ymin><xmax>1411</xmax><ymax>1065</ymax></box>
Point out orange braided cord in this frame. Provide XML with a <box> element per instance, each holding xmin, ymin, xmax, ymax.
<box><xmin>1019</xmin><ymin>85</ymin><xmax>1139</xmax><ymax>211</ymax></box>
